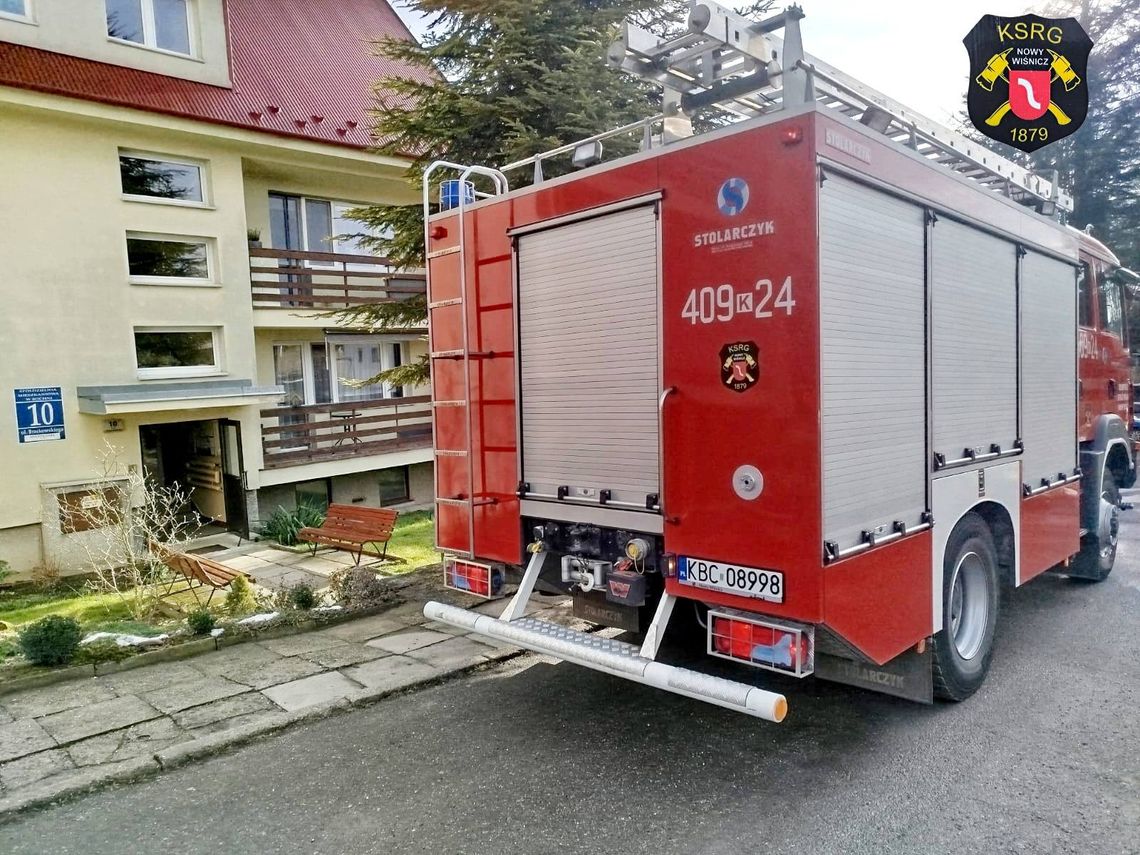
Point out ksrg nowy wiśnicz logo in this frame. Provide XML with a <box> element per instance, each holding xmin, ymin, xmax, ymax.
<box><xmin>964</xmin><ymin>14</ymin><xmax>1092</xmax><ymax>153</ymax></box>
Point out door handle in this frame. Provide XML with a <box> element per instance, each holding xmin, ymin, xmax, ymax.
<box><xmin>658</xmin><ymin>387</ymin><xmax>678</xmax><ymax>524</ymax></box>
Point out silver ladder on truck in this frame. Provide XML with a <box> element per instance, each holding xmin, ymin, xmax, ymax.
<box><xmin>421</xmin><ymin>162</ymin><xmax>509</xmax><ymax>558</ymax></box>
<box><xmin>502</xmin><ymin>1</ymin><xmax>1070</xmax><ymax>215</ymax></box>
<box><xmin>423</xmin><ymin>2</ymin><xmax>1068</xmax><ymax>722</ymax></box>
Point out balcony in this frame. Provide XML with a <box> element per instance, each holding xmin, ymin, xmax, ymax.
<box><xmin>260</xmin><ymin>395</ymin><xmax>432</xmax><ymax>470</ymax></box>
<box><xmin>249</xmin><ymin>247</ymin><xmax>425</xmax><ymax>311</ymax></box>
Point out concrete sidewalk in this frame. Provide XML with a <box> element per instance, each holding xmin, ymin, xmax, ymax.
<box><xmin>0</xmin><ymin>591</ymin><xmax>573</xmax><ymax>819</ymax></box>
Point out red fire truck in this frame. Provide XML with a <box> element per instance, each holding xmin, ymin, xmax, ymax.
<box><xmin>422</xmin><ymin>4</ymin><xmax>1133</xmax><ymax>722</ymax></box>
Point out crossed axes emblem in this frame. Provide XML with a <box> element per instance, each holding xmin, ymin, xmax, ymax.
<box><xmin>723</xmin><ymin>352</ymin><xmax>757</xmax><ymax>383</ymax></box>
<box><xmin>975</xmin><ymin>48</ymin><xmax>1082</xmax><ymax>126</ymax></box>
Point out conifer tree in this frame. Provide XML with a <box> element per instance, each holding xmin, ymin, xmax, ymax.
<box><xmin>340</xmin><ymin>0</ymin><xmax>770</xmax><ymax>387</ymax></box>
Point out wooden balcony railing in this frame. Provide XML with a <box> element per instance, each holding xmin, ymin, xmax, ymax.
<box><xmin>250</xmin><ymin>247</ymin><xmax>426</xmax><ymax>310</ymax></box>
<box><xmin>260</xmin><ymin>395</ymin><xmax>432</xmax><ymax>469</ymax></box>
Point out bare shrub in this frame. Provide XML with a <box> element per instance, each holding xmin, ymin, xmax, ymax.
<box><xmin>70</xmin><ymin>444</ymin><xmax>199</xmax><ymax>620</ymax></box>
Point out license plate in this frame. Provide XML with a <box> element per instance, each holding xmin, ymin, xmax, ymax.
<box><xmin>677</xmin><ymin>557</ymin><xmax>784</xmax><ymax>603</ymax></box>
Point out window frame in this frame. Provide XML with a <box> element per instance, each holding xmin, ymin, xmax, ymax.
<box><xmin>1078</xmin><ymin>261</ymin><xmax>1094</xmax><ymax>329</ymax></box>
<box><xmin>268</xmin><ymin>192</ymin><xmax>380</xmax><ymax>266</ymax></box>
<box><xmin>327</xmin><ymin>335</ymin><xmax>409</xmax><ymax>402</ymax></box>
<box><xmin>1099</xmin><ymin>265</ymin><xmax>1128</xmax><ymax>343</ymax></box>
<box><xmin>133</xmin><ymin>326</ymin><xmax>223</xmax><ymax>380</ymax></box>
<box><xmin>126</xmin><ymin>232</ymin><xmax>215</xmax><ymax>286</ymax></box>
<box><xmin>0</xmin><ymin>0</ymin><xmax>34</xmax><ymax>24</ymax></box>
<box><xmin>106</xmin><ymin>0</ymin><xmax>197</xmax><ymax>59</ymax></box>
<box><xmin>119</xmin><ymin>149</ymin><xmax>210</xmax><ymax>208</ymax></box>
<box><xmin>377</xmin><ymin>466</ymin><xmax>410</xmax><ymax>506</ymax></box>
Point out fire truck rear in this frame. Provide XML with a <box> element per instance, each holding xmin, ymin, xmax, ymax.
<box><xmin>422</xmin><ymin>3</ymin><xmax>1134</xmax><ymax>722</ymax></box>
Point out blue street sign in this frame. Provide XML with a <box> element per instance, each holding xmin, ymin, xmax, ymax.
<box><xmin>14</xmin><ymin>387</ymin><xmax>65</xmax><ymax>443</ymax></box>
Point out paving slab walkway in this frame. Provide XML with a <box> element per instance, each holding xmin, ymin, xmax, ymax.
<box><xmin>0</xmin><ymin>590</ymin><xmax>575</xmax><ymax>819</ymax></box>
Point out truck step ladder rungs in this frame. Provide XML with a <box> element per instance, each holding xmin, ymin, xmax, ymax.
<box><xmin>421</xmin><ymin>161</ymin><xmax>509</xmax><ymax>558</ymax></box>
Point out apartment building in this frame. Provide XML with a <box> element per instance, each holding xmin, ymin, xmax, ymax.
<box><xmin>0</xmin><ymin>0</ymin><xmax>434</xmax><ymax>577</ymax></box>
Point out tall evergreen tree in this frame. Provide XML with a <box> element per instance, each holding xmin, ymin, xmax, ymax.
<box><xmin>1030</xmin><ymin>0</ymin><xmax>1139</xmax><ymax>267</ymax></box>
<box><xmin>339</xmin><ymin>0</ymin><xmax>770</xmax><ymax>387</ymax></box>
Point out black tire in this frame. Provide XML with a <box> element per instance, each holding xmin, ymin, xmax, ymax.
<box><xmin>932</xmin><ymin>513</ymin><xmax>1001</xmax><ymax>701</ymax></box>
<box><xmin>1070</xmin><ymin>469</ymin><xmax>1120</xmax><ymax>583</ymax></box>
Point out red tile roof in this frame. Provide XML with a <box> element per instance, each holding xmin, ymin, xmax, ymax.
<box><xmin>0</xmin><ymin>0</ymin><xmax>429</xmax><ymax>150</ymax></box>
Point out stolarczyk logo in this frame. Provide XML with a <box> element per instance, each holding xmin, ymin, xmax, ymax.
<box><xmin>964</xmin><ymin>14</ymin><xmax>1092</xmax><ymax>153</ymax></box>
<box><xmin>717</xmin><ymin>177</ymin><xmax>749</xmax><ymax>216</ymax></box>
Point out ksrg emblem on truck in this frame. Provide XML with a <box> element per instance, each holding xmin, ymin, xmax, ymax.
<box><xmin>964</xmin><ymin>14</ymin><xmax>1092</xmax><ymax>152</ymax></box>
<box><xmin>717</xmin><ymin>177</ymin><xmax>750</xmax><ymax>216</ymax></box>
<box><xmin>720</xmin><ymin>341</ymin><xmax>759</xmax><ymax>393</ymax></box>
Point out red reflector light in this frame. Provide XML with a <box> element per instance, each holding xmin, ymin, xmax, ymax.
<box><xmin>708</xmin><ymin>611</ymin><xmax>814</xmax><ymax>677</ymax></box>
<box><xmin>444</xmin><ymin>559</ymin><xmax>503</xmax><ymax>599</ymax></box>
<box><xmin>781</xmin><ymin>126</ymin><xmax>803</xmax><ymax>145</ymax></box>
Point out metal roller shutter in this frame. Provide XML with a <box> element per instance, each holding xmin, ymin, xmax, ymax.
<box><xmin>517</xmin><ymin>205</ymin><xmax>660</xmax><ymax>509</ymax></box>
<box><xmin>819</xmin><ymin>174</ymin><xmax>927</xmax><ymax>552</ymax></box>
<box><xmin>931</xmin><ymin>218</ymin><xmax>1018</xmax><ymax>464</ymax></box>
<box><xmin>1020</xmin><ymin>251</ymin><xmax>1077</xmax><ymax>488</ymax></box>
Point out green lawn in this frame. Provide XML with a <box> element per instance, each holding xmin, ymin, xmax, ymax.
<box><xmin>377</xmin><ymin>510</ymin><xmax>440</xmax><ymax>572</ymax></box>
<box><xmin>0</xmin><ymin>586</ymin><xmax>134</xmax><ymax>629</ymax></box>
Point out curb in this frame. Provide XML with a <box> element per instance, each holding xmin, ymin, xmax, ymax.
<box><xmin>0</xmin><ymin>645</ymin><xmax>526</xmax><ymax>824</ymax></box>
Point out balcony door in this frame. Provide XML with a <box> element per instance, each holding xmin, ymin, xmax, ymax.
<box><xmin>329</xmin><ymin>337</ymin><xmax>406</xmax><ymax>402</ymax></box>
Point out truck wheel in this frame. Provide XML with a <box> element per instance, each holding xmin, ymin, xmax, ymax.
<box><xmin>1071</xmin><ymin>469</ymin><xmax>1119</xmax><ymax>582</ymax></box>
<box><xmin>932</xmin><ymin>513</ymin><xmax>1000</xmax><ymax>701</ymax></box>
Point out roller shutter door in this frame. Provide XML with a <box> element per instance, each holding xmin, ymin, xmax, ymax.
<box><xmin>819</xmin><ymin>174</ymin><xmax>927</xmax><ymax>552</ymax></box>
<box><xmin>1020</xmin><ymin>251</ymin><xmax>1078</xmax><ymax>488</ymax></box>
<box><xmin>517</xmin><ymin>205</ymin><xmax>660</xmax><ymax>509</ymax></box>
<box><xmin>931</xmin><ymin>219</ymin><xmax>1018</xmax><ymax>465</ymax></box>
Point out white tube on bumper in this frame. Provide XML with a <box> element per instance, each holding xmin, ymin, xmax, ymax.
<box><xmin>423</xmin><ymin>601</ymin><xmax>788</xmax><ymax>723</ymax></box>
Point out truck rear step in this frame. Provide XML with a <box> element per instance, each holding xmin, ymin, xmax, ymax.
<box><xmin>422</xmin><ymin>601</ymin><xmax>788</xmax><ymax>722</ymax></box>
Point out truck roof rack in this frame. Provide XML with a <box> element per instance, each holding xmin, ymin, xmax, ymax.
<box><xmin>506</xmin><ymin>2</ymin><xmax>1072</xmax><ymax>216</ymax></box>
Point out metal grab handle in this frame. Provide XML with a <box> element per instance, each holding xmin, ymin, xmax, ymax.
<box><xmin>659</xmin><ymin>387</ymin><xmax>678</xmax><ymax>523</ymax></box>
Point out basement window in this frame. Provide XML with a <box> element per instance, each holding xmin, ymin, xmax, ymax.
<box><xmin>134</xmin><ymin>328</ymin><xmax>222</xmax><ymax>379</ymax></box>
<box><xmin>378</xmin><ymin>467</ymin><xmax>410</xmax><ymax>505</ymax></box>
<box><xmin>106</xmin><ymin>0</ymin><xmax>193</xmax><ymax>57</ymax></box>
<box><xmin>127</xmin><ymin>234</ymin><xmax>211</xmax><ymax>283</ymax></box>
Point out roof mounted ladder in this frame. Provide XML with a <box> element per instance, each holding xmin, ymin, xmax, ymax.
<box><xmin>422</xmin><ymin>161</ymin><xmax>509</xmax><ymax>558</ymax></box>
<box><xmin>607</xmin><ymin>1</ymin><xmax>1071</xmax><ymax>215</ymax></box>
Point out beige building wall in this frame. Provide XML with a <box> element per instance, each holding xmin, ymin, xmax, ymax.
<box><xmin>0</xmin><ymin>0</ymin><xmax>231</xmax><ymax>86</ymax></box>
<box><xmin>0</xmin><ymin>101</ymin><xmax>259</xmax><ymax>521</ymax></box>
<box><xmin>0</xmin><ymin>89</ymin><xmax>428</xmax><ymax>577</ymax></box>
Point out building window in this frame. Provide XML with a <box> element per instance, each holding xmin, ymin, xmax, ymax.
<box><xmin>134</xmin><ymin>328</ymin><xmax>221</xmax><ymax>378</ymax></box>
<box><xmin>295</xmin><ymin>479</ymin><xmax>331</xmax><ymax>513</ymax></box>
<box><xmin>329</xmin><ymin>337</ymin><xmax>408</xmax><ymax>402</ymax></box>
<box><xmin>120</xmin><ymin>152</ymin><xmax>205</xmax><ymax>204</ymax></box>
<box><xmin>127</xmin><ymin>234</ymin><xmax>211</xmax><ymax>282</ymax></box>
<box><xmin>106</xmin><ymin>0</ymin><xmax>193</xmax><ymax>56</ymax></box>
<box><xmin>378</xmin><ymin>467</ymin><xmax>410</xmax><ymax>505</ymax></box>
<box><xmin>0</xmin><ymin>0</ymin><xmax>31</xmax><ymax>22</ymax></box>
<box><xmin>268</xmin><ymin>193</ymin><xmax>380</xmax><ymax>258</ymax></box>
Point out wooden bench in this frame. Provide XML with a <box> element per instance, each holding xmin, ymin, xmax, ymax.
<box><xmin>298</xmin><ymin>504</ymin><xmax>399</xmax><ymax>564</ymax></box>
<box><xmin>150</xmin><ymin>541</ymin><xmax>254</xmax><ymax>606</ymax></box>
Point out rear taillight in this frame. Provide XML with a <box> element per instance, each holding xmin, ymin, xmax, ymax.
<box><xmin>708</xmin><ymin>609</ymin><xmax>814</xmax><ymax>677</ymax></box>
<box><xmin>443</xmin><ymin>558</ymin><xmax>503</xmax><ymax>599</ymax></box>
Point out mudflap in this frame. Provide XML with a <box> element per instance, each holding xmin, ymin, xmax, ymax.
<box><xmin>814</xmin><ymin>646</ymin><xmax>934</xmax><ymax>704</ymax></box>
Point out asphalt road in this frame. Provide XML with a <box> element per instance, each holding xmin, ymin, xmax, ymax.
<box><xmin>3</xmin><ymin>500</ymin><xmax>1139</xmax><ymax>855</ymax></box>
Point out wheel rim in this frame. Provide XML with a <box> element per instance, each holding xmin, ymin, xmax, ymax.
<box><xmin>948</xmin><ymin>551</ymin><xmax>989</xmax><ymax>660</ymax></box>
<box><xmin>1098</xmin><ymin>494</ymin><xmax>1119</xmax><ymax>562</ymax></box>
